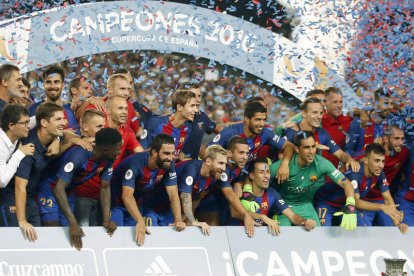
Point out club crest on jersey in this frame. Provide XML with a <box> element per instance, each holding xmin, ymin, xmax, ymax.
<box><xmin>64</xmin><ymin>162</ymin><xmax>74</xmax><ymax>173</ymax></box>
<box><xmin>198</xmin><ymin>122</ymin><xmax>204</xmax><ymax>130</ymax></box>
<box><xmin>125</xmin><ymin>169</ymin><xmax>133</xmax><ymax>180</ymax></box>
<box><xmin>254</xmin><ymin>141</ymin><xmax>261</xmax><ymax>148</ymax></box>
<box><xmin>212</xmin><ymin>134</ymin><xmax>221</xmax><ymax>143</ymax></box>
<box><xmin>261</xmin><ymin>202</ymin><xmax>268</xmax><ymax>210</ymax></box>
<box><xmin>9</xmin><ymin>206</ymin><xmax>16</xmax><ymax>214</ymax></box>
<box><xmin>179</xmin><ymin>137</ymin><xmax>185</xmax><ymax>145</ymax></box>
<box><xmin>220</xmin><ymin>172</ymin><xmax>228</xmax><ymax>182</ymax></box>
<box><xmin>310</xmin><ymin>175</ymin><xmax>317</xmax><ymax>182</ymax></box>
<box><xmin>382</xmin><ymin>179</ymin><xmax>389</xmax><ymax>186</ymax></box>
<box><xmin>394</xmin><ymin>162</ymin><xmax>400</xmax><ymax>169</ymax></box>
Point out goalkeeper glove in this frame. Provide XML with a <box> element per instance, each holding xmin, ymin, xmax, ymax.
<box><xmin>334</xmin><ymin>197</ymin><xmax>357</xmax><ymax>231</ymax></box>
<box><xmin>240</xmin><ymin>184</ymin><xmax>260</xmax><ymax>212</ymax></box>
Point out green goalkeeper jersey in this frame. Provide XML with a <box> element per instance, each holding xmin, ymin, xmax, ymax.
<box><xmin>270</xmin><ymin>153</ymin><xmax>344</xmax><ymax>206</ymax></box>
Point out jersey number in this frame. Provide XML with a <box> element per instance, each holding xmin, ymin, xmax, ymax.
<box><xmin>40</xmin><ymin>198</ymin><xmax>53</xmax><ymax>208</ymax></box>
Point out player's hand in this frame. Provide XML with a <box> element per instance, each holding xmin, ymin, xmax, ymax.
<box><xmin>174</xmin><ymin>221</ymin><xmax>186</xmax><ymax>232</ymax></box>
<box><xmin>82</xmin><ymin>136</ymin><xmax>95</xmax><ymax>146</ymax></box>
<box><xmin>233</xmin><ymin>182</ymin><xmax>243</xmax><ymax>198</ymax></box>
<box><xmin>381</xmin><ymin>204</ymin><xmax>402</xmax><ymax>222</ymax></box>
<box><xmin>19</xmin><ymin>143</ymin><xmax>35</xmax><ymax>156</ymax></box>
<box><xmin>374</xmin><ymin>137</ymin><xmax>384</xmax><ymax>144</ymax></box>
<box><xmin>283</xmin><ymin>121</ymin><xmax>298</xmax><ymax>131</ymax></box>
<box><xmin>243</xmin><ymin>214</ymin><xmax>255</xmax><ymax>237</ymax></box>
<box><xmin>276</xmin><ymin>163</ymin><xmax>289</xmax><ymax>184</ymax></box>
<box><xmin>45</xmin><ymin>138</ymin><xmax>60</xmax><ymax>156</ymax></box>
<box><xmin>334</xmin><ymin>197</ymin><xmax>357</xmax><ymax>231</ymax></box>
<box><xmin>19</xmin><ymin>220</ymin><xmax>37</xmax><ymax>242</ymax></box>
<box><xmin>192</xmin><ymin>221</ymin><xmax>211</xmax><ymax>236</ymax></box>
<box><xmin>72</xmin><ymin>138</ymin><xmax>93</xmax><ymax>152</ymax></box>
<box><xmin>397</xmin><ymin>223</ymin><xmax>408</xmax><ymax>234</ymax></box>
<box><xmin>315</xmin><ymin>144</ymin><xmax>330</xmax><ymax>151</ymax></box>
<box><xmin>103</xmin><ymin>220</ymin><xmax>117</xmax><ymax>237</ymax></box>
<box><xmin>135</xmin><ymin>221</ymin><xmax>150</xmax><ymax>246</ymax></box>
<box><xmin>88</xmin><ymin>97</ymin><xmax>106</xmax><ymax>113</ymax></box>
<box><xmin>240</xmin><ymin>185</ymin><xmax>260</xmax><ymax>212</ymax></box>
<box><xmin>302</xmin><ymin>219</ymin><xmax>316</xmax><ymax>231</ymax></box>
<box><xmin>69</xmin><ymin>223</ymin><xmax>85</xmax><ymax>251</ymax></box>
<box><xmin>263</xmin><ymin>216</ymin><xmax>280</xmax><ymax>236</ymax></box>
<box><xmin>345</xmin><ymin>159</ymin><xmax>360</xmax><ymax>173</ymax></box>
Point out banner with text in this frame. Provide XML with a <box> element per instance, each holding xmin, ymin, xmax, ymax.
<box><xmin>0</xmin><ymin>1</ymin><xmax>361</xmax><ymax>107</ymax></box>
<box><xmin>0</xmin><ymin>227</ymin><xmax>412</xmax><ymax>276</ymax></box>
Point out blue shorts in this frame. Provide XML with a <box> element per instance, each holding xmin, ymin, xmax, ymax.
<box><xmin>0</xmin><ymin>198</ymin><xmax>40</xmax><ymax>227</ymax></box>
<box><xmin>359</xmin><ymin>199</ymin><xmax>394</xmax><ymax>226</ymax></box>
<box><xmin>314</xmin><ymin>201</ymin><xmax>342</xmax><ymax>226</ymax></box>
<box><xmin>111</xmin><ymin>206</ymin><xmax>173</xmax><ymax>227</ymax></box>
<box><xmin>394</xmin><ymin>194</ymin><xmax>414</xmax><ymax>226</ymax></box>
<box><xmin>38</xmin><ymin>191</ymin><xmax>74</xmax><ymax>226</ymax></box>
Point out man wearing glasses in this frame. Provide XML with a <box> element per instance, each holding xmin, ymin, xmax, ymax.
<box><xmin>0</xmin><ymin>105</ymin><xmax>35</xmax><ymax>188</ymax></box>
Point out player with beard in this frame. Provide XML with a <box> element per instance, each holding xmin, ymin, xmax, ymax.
<box><xmin>28</xmin><ymin>66</ymin><xmax>79</xmax><ymax>133</ymax></box>
<box><xmin>52</xmin><ymin>128</ymin><xmax>122</xmax><ymax>250</ymax></box>
<box><xmin>285</xmin><ymin>97</ymin><xmax>360</xmax><ymax>172</ymax></box>
<box><xmin>0</xmin><ymin>64</ymin><xmax>23</xmax><ymax>113</ymax></box>
<box><xmin>140</xmin><ymin>90</ymin><xmax>198</xmax><ymax>161</ymax></box>
<box><xmin>346</xmin><ymin>89</ymin><xmax>393</xmax><ymax>159</ymax></box>
<box><xmin>348</xmin><ymin>143</ymin><xmax>407</xmax><ymax>233</ymax></box>
<box><xmin>270</xmin><ymin>131</ymin><xmax>357</xmax><ymax>230</ymax></box>
<box><xmin>206</xmin><ymin>101</ymin><xmax>294</xmax><ymax>184</ymax></box>
<box><xmin>110</xmin><ymin>134</ymin><xmax>185</xmax><ymax>246</ymax></box>
<box><xmin>176</xmin><ymin>145</ymin><xmax>255</xmax><ymax>237</ymax></box>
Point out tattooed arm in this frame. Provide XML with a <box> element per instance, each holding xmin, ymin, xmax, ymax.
<box><xmin>180</xmin><ymin>192</ymin><xmax>211</xmax><ymax>235</ymax></box>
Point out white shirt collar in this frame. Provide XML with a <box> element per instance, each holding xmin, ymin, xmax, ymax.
<box><xmin>0</xmin><ymin>128</ymin><xmax>17</xmax><ymax>149</ymax></box>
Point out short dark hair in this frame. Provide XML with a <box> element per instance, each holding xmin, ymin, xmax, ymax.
<box><xmin>95</xmin><ymin>128</ymin><xmax>122</xmax><ymax>148</ymax></box>
<box><xmin>227</xmin><ymin>135</ymin><xmax>248</xmax><ymax>151</ymax></box>
<box><xmin>150</xmin><ymin>134</ymin><xmax>175</xmax><ymax>154</ymax></box>
<box><xmin>35</xmin><ymin>102</ymin><xmax>64</xmax><ymax>127</ymax></box>
<box><xmin>0</xmin><ymin>64</ymin><xmax>20</xmax><ymax>83</ymax></box>
<box><xmin>374</xmin><ymin>88</ymin><xmax>390</xmax><ymax>101</ymax></box>
<box><xmin>324</xmin><ymin>87</ymin><xmax>342</xmax><ymax>97</ymax></box>
<box><xmin>247</xmin><ymin>158</ymin><xmax>268</xmax><ymax>174</ymax></box>
<box><xmin>365</xmin><ymin>143</ymin><xmax>385</xmax><ymax>156</ymax></box>
<box><xmin>246</xmin><ymin>96</ymin><xmax>265</xmax><ymax>105</ymax></box>
<box><xmin>293</xmin><ymin>131</ymin><xmax>315</xmax><ymax>147</ymax></box>
<box><xmin>0</xmin><ymin>104</ymin><xmax>29</xmax><ymax>131</ymax></box>
<box><xmin>43</xmin><ymin>66</ymin><xmax>64</xmax><ymax>82</ymax></box>
<box><xmin>305</xmin><ymin>89</ymin><xmax>324</xmax><ymax>98</ymax></box>
<box><xmin>22</xmin><ymin>78</ymin><xmax>30</xmax><ymax>89</ymax></box>
<box><xmin>244</xmin><ymin>101</ymin><xmax>267</xmax><ymax>118</ymax></box>
<box><xmin>300</xmin><ymin>97</ymin><xmax>323</xmax><ymax>111</ymax></box>
<box><xmin>68</xmin><ymin>77</ymin><xmax>81</xmax><ymax>98</ymax></box>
